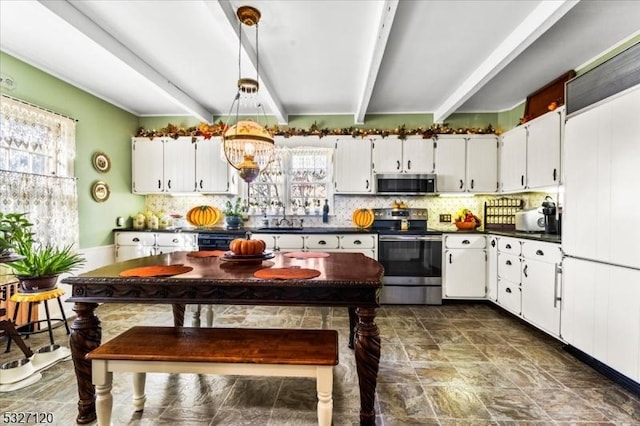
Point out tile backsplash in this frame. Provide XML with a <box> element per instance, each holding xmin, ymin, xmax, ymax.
<box><xmin>144</xmin><ymin>191</ymin><xmax>555</xmax><ymax>231</ymax></box>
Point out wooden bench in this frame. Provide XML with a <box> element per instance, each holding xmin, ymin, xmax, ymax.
<box><xmin>87</xmin><ymin>326</ymin><xmax>339</xmax><ymax>426</ymax></box>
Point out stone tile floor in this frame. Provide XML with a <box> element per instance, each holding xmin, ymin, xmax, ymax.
<box><xmin>1</xmin><ymin>302</ymin><xmax>639</xmax><ymax>425</ymax></box>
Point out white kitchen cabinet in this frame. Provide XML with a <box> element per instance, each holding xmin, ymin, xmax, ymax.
<box><xmin>443</xmin><ymin>234</ymin><xmax>486</xmax><ymax>298</ymax></box>
<box><xmin>500</xmin><ymin>125</ymin><xmax>527</xmax><ymax>192</ymax></box>
<box><xmin>526</xmin><ymin>109</ymin><xmax>563</xmax><ymax>188</ymax></box>
<box><xmin>520</xmin><ymin>240</ymin><xmax>562</xmax><ymax>338</ymax></box>
<box><xmin>114</xmin><ymin>231</ymin><xmax>198</xmax><ymax>262</ymax></box>
<box><xmin>499</xmin><ymin>108</ymin><xmax>563</xmax><ymax>193</ymax></box>
<box><xmin>497</xmin><ymin>278</ymin><xmax>521</xmax><ymax>315</ymax></box>
<box><xmin>435</xmin><ymin>135</ymin><xmax>498</xmax><ymax>193</ymax></box>
<box><xmin>334</xmin><ymin>137</ymin><xmax>373</xmax><ymax>194</ymax></box>
<box><xmin>564</xmin><ymin>86</ymin><xmax>640</xmax><ymax>270</ymax></box>
<box><xmin>486</xmin><ymin>236</ymin><xmax>498</xmax><ymax>301</ymax></box>
<box><xmin>562</xmin><ymin>257</ymin><xmax>640</xmax><ymax>383</ymax></box>
<box><xmin>132</xmin><ymin>137</ymin><xmax>195</xmax><ymax>194</ymax></box>
<box><xmin>466</xmin><ymin>135</ymin><xmax>499</xmax><ymax>193</ymax></box>
<box><xmin>194</xmin><ymin>136</ymin><xmax>238</xmax><ymax>194</ymax></box>
<box><xmin>496</xmin><ymin>237</ymin><xmax>522</xmax><ymax>314</ymax></box>
<box><xmin>434</xmin><ymin>136</ymin><xmax>466</xmax><ymax>192</ymax></box>
<box><xmin>372</xmin><ymin>135</ymin><xmax>433</xmax><ymax>174</ymax></box>
<box><xmin>252</xmin><ymin>232</ymin><xmax>377</xmax><ymax>259</ymax></box>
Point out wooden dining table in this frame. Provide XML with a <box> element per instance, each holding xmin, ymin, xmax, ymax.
<box><xmin>62</xmin><ymin>251</ymin><xmax>384</xmax><ymax>425</ymax></box>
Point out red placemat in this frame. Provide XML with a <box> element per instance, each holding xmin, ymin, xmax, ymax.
<box><xmin>119</xmin><ymin>265</ymin><xmax>193</xmax><ymax>277</ymax></box>
<box><xmin>254</xmin><ymin>267</ymin><xmax>321</xmax><ymax>280</ymax></box>
<box><xmin>187</xmin><ymin>250</ymin><xmax>226</xmax><ymax>258</ymax></box>
<box><xmin>283</xmin><ymin>251</ymin><xmax>330</xmax><ymax>259</ymax></box>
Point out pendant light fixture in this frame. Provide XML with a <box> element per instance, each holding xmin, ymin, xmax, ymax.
<box><xmin>222</xmin><ymin>5</ymin><xmax>274</xmax><ymax>183</ymax></box>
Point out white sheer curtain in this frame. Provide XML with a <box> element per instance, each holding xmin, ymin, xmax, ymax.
<box><xmin>0</xmin><ymin>95</ymin><xmax>79</xmax><ymax>248</ymax></box>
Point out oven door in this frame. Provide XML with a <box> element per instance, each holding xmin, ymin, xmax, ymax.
<box><xmin>378</xmin><ymin>235</ymin><xmax>442</xmax><ymax>304</ymax></box>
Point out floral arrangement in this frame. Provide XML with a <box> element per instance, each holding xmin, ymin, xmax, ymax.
<box><xmin>135</xmin><ymin>121</ymin><xmax>498</xmax><ymax>141</ymax></box>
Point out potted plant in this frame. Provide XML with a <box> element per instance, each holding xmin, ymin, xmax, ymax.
<box><xmin>223</xmin><ymin>197</ymin><xmax>244</xmax><ymax>230</ymax></box>
<box><xmin>2</xmin><ymin>212</ymin><xmax>85</xmax><ymax>293</ymax></box>
<box><xmin>1</xmin><ymin>212</ymin><xmax>31</xmax><ymax>257</ymax></box>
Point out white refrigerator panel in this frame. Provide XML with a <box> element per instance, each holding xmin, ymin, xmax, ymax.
<box><xmin>563</xmin><ymin>86</ymin><xmax>640</xmax><ymax>269</ymax></box>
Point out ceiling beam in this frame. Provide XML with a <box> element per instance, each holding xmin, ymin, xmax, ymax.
<box><xmin>432</xmin><ymin>0</ymin><xmax>580</xmax><ymax>123</ymax></box>
<box><xmin>354</xmin><ymin>0</ymin><xmax>399</xmax><ymax>125</ymax></box>
<box><xmin>37</xmin><ymin>0</ymin><xmax>213</xmax><ymax>122</ymax></box>
<box><xmin>209</xmin><ymin>0</ymin><xmax>288</xmax><ymax>125</ymax></box>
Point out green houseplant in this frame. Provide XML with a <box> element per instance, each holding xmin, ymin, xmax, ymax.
<box><xmin>1</xmin><ymin>212</ymin><xmax>85</xmax><ymax>292</ymax></box>
<box><xmin>223</xmin><ymin>197</ymin><xmax>244</xmax><ymax>230</ymax></box>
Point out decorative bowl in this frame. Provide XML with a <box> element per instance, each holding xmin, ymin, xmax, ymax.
<box><xmin>454</xmin><ymin>221</ymin><xmax>477</xmax><ymax>230</ymax></box>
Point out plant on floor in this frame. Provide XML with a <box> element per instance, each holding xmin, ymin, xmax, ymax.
<box><xmin>2</xmin><ymin>212</ymin><xmax>85</xmax><ymax>291</ymax></box>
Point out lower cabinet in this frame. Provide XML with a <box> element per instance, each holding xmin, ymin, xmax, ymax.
<box><xmin>443</xmin><ymin>234</ymin><xmax>486</xmax><ymax>298</ymax></box>
<box><xmin>252</xmin><ymin>233</ymin><xmax>377</xmax><ymax>259</ymax></box>
<box><xmin>114</xmin><ymin>232</ymin><xmax>198</xmax><ymax>262</ymax></box>
<box><xmin>562</xmin><ymin>257</ymin><xmax>640</xmax><ymax>383</ymax></box>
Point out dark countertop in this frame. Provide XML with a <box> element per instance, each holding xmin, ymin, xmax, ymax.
<box><xmin>444</xmin><ymin>228</ymin><xmax>561</xmax><ymax>244</ymax></box>
<box><xmin>113</xmin><ymin>226</ymin><xmax>561</xmax><ymax>243</ymax></box>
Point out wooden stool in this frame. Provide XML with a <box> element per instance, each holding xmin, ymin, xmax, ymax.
<box><xmin>5</xmin><ymin>287</ymin><xmax>69</xmax><ymax>353</ymax></box>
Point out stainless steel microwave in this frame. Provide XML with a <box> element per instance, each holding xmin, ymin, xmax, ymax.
<box><xmin>375</xmin><ymin>173</ymin><xmax>437</xmax><ymax>195</ymax></box>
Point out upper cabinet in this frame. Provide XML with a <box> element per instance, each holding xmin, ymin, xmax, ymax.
<box><xmin>435</xmin><ymin>135</ymin><xmax>498</xmax><ymax>193</ymax></box>
<box><xmin>500</xmin><ymin>108</ymin><xmax>563</xmax><ymax>192</ymax></box>
<box><xmin>334</xmin><ymin>137</ymin><xmax>373</xmax><ymax>194</ymax></box>
<box><xmin>132</xmin><ymin>137</ymin><xmax>195</xmax><ymax>194</ymax></box>
<box><xmin>372</xmin><ymin>135</ymin><xmax>434</xmax><ymax>174</ymax></box>
<box><xmin>132</xmin><ymin>136</ymin><xmax>237</xmax><ymax>195</ymax></box>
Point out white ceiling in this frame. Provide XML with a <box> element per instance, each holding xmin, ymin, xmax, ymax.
<box><xmin>1</xmin><ymin>0</ymin><xmax>639</xmax><ymax>125</ymax></box>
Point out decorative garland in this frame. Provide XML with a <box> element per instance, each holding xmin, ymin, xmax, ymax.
<box><xmin>135</xmin><ymin>121</ymin><xmax>498</xmax><ymax>140</ymax></box>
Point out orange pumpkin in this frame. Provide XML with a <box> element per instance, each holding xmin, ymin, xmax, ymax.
<box><xmin>351</xmin><ymin>208</ymin><xmax>374</xmax><ymax>228</ymax></box>
<box><xmin>229</xmin><ymin>237</ymin><xmax>266</xmax><ymax>256</ymax></box>
<box><xmin>186</xmin><ymin>205</ymin><xmax>220</xmax><ymax>227</ymax></box>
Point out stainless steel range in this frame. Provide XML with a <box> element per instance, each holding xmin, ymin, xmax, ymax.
<box><xmin>372</xmin><ymin>208</ymin><xmax>442</xmax><ymax>305</ymax></box>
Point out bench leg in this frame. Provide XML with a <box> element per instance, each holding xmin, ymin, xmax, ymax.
<box><xmin>192</xmin><ymin>305</ymin><xmax>201</xmax><ymax>327</ymax></box>
<box><xmin>204</xmin><ymin>305</ymin><xmax>214</xmax><ymax>327</ymax></box>
<box><xmin>316</xmin><ymin>366</ymin><xmax>333</xmax><ymax>426</ymax></box>
<box><xmin>132</xmin><ymin>372</ymin><xmax>147</xmax><ymax>412</ymax></box>
<box><xmin>92</xmin><ymin>360</ymin><xmax>113</xmax><ymax>426</ymax></box>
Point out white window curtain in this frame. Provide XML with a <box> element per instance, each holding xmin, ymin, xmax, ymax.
<box><xmin>0</xmin><ymin>95</ymin><xmax>79</xmax><ymax>248</ymax></box>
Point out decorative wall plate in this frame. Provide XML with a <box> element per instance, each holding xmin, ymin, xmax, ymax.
<box><xmin>92</xmin><ymin>152</ymin><xmax>111</xmax><ymax>173</ymax></box>
<box><xmin>91</xmin><ymin>181</ymin><xmax>110</xmax><ymax>202</ymax></box>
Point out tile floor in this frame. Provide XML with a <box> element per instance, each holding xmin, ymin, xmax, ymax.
<box><xmin>1</xmin><ymin>302</ymin><xmax>639</xmax><ymax>425</ymax></box>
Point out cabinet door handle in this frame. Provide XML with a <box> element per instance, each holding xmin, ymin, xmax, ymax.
<box><xmin>506</xmin><ymin>260</ymin><xmax>512</xmax><ymax>266</ymax></box>
<box><xmin>459</xmin><ymin>179</ymin><xmax>464</xmax><ymax>189</ymax></box>
<box><xmin>491</xmin><ymin>239</ymin><xmax>496</xmax><ymax>247</ymax></box>
<box><xmin>365</xmin><ymin>179</ymin><xmax>370</xmax><ymax>189</ymax></box>
<box><xmin>554</xmin><ymin>263</ymin><xmax>561</xmax><ymax>308</ymax></box>
<box><xmin>470</xmin><ymin>179</ymin><xmax>475</xmax><ymax>189</ymax></box>
<box><xmin>521</xmin><ymin>175</ymin><xmax>524</xmax><ymax>186</ymax></box>
<box><xmin>462</xmin><ymin>239</ymin><xmax>470</xmax><ymax>245</ymax></box>
<box><xmin>319</xmin><ymin>240</ymin><xmax>327</xmax><ymax>245</ymax></box>
<box><xmin>396</xmin><ymin>160</ymin><xmax>401</xmax><ymax>170</ymax></box>
<box><xmin>354</xmin><ymin>240</ymin><xmax>362</xmax><ymax>245</ymax></box>
<box><xmin>407</xmin><ymin>160</ymin><xmax>411</xmax><ymax>170</ymax></box>
<box><xmin>172</xmin><ymin>238</ymin><xmax>179</xmax><ymax>243</ymax></box>
<box><xmin>523</xmin><ymin>264</ymin><xmax>528</xmax><ymax>278</ymax></box>
<box><xmin>199</xmin><ymin>179</ymin><xmax>203</xmax><ymax>189</ymax></box>
<box><xmin>553</xmin><ymin>168</ymin><xmax>557</xmax><ymax>181</ymax></box>
<box><xmin>536</xmin><ymin>249</ymin><xmax>544</xmax><ymax>256</ymax></box>
<box><xmin>133</xmin><ymin>237</ymin><xmax>140</xmax><ymax>242</ymax></box>
<box><xmin>506</xmin><ymin>243</ymin><xmax>512</xmax><ymax>249</ymax></box>
<box><xmin>449</xmin><ymin>253</ymin><xmax>452</xmax><ymax>264</ymax></box>
<box><xmin>506</xmin><ymin>287</ymin><xmax>512</xmax><ymax>294</ymax></box>
<box><xmin>157</xmin><ymin>179</ymin><xmax>162</xmax><ymax>189</ymax></box>
<box><xmin>167</xmin><ymin>179</ymin><xmax>172</xmax><ymax>189</ymax></box>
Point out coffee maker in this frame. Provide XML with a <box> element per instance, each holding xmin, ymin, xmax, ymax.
<box><xmin>541</xmin><ymin>197</ymin><xmax>558</xmax><ymax>234</ymax></box>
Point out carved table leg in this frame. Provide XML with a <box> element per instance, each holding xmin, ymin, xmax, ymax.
<box><xmin>70</xmin><ymin>302</ymin><xmax>101</xmax><ymax>424</ymax></box>
<box><xmin>355</xmin><ymin>307</ymin><xmax>380</xmax><ymax>426</ymax></box>
<box><xmin>172</xmin><ymin>303</ymin><xmax>185</xmax><ymax>326</ymax></box>
<box><xmin>348</xmin><ymin>307</ymin><xmax>357</xmax><ymax>349</ymax></box>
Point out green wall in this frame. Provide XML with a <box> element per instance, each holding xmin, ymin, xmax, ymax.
<box><xmin>0</xmin><ymin>51</ymin><xmax>143</xmax><ymax>249</ymax></box>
